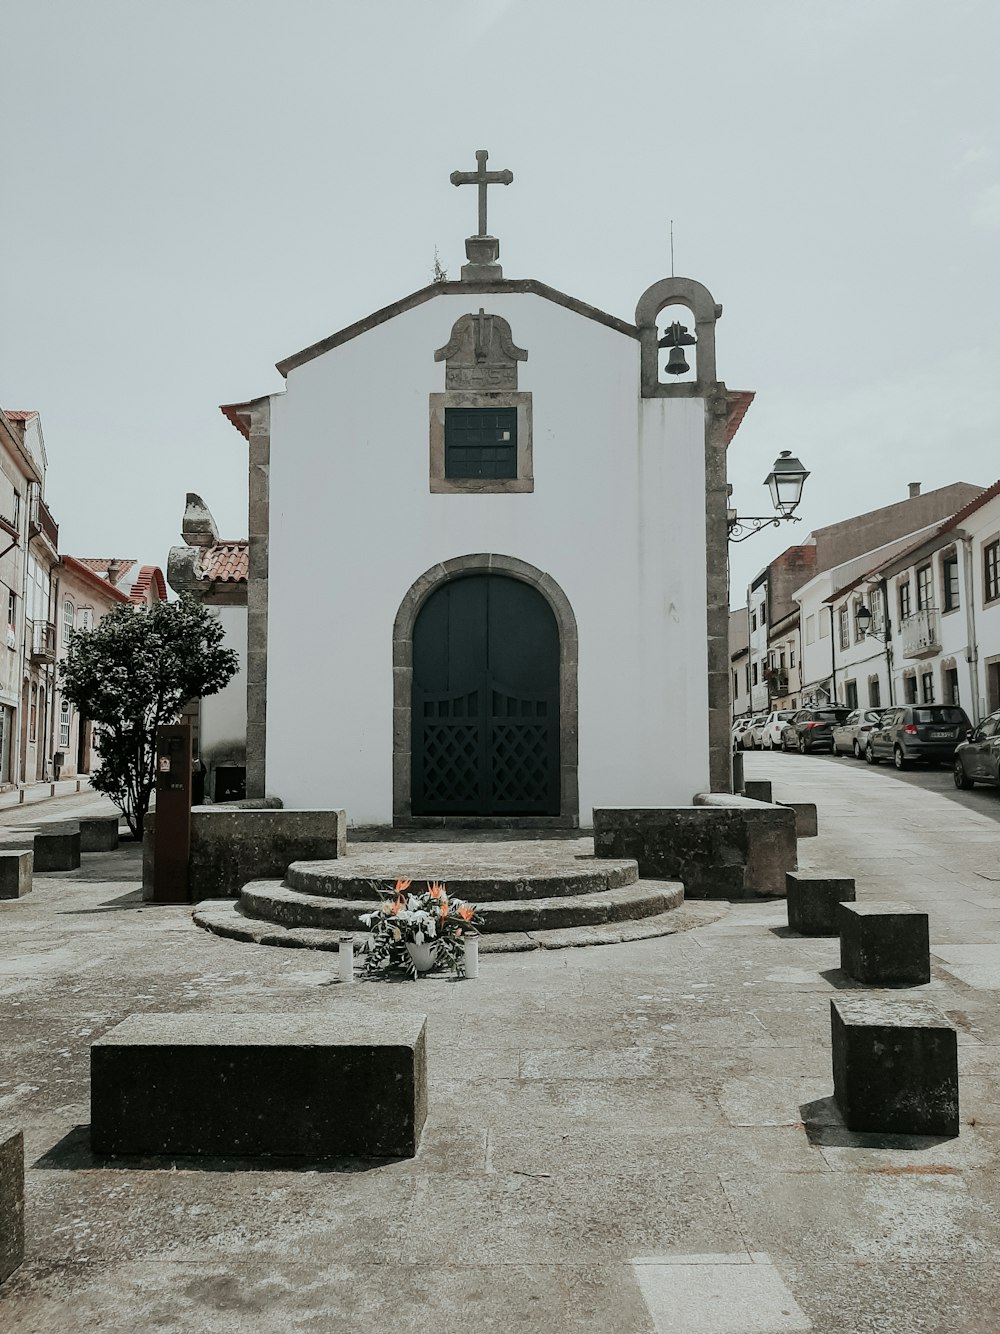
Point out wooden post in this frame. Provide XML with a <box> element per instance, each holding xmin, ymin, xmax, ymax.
<box><xmin>151</xmin><ymin>721</ymin><xmax>192</xmax><ymax>904</ymax></box>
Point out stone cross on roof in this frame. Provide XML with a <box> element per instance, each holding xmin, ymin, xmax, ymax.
<box><xmin>450</xmin><ymin>148</ymin><xmax>513</xmax><ymax>281</ymax></box>
<box><xmin>450</xmin><ymin>148</ymin><xmax>513</xmax><ymax>237</ymax></box>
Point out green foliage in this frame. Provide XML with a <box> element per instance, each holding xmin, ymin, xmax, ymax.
<box><xmin>59</xmin><ymin>596</ymin><xmax>238</xmax><ymax>837</ymax></box>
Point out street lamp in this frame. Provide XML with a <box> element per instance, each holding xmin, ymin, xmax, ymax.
<box><xmin>855</xmin><ymin>604</ymin><xmax>886</xmax><ymax>644</ymax></box>
<box><xmin>728</xmin><ymin>451</ymin><xmax>810</xmax><ymax>543</ymax></box>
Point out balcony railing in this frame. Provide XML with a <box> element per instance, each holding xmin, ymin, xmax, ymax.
<box><xmin>28</xmin><ymin>495</ymin><xmax>59</xmax><ymax>549</ymax></box>
<box><xmin>30</xmin><ymin>620</ymin><xmax>56</xmax><ymax>664</ymax></box>
<box><xmin>900</xmin><ymin>607</ymin><xmax>940</xmax><ymax>660</ymax></box>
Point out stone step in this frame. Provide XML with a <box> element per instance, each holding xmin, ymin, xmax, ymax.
<box><xmin>239</xmin><ymin>877</ymin><xmax>680</xmax><ymax>934</ymax></box>
<box><xmin>283</xmin><ymin>850</ymin><xmax>639</xmax><ymax>902</ymax></box>
<box><xmin>193</xmin><ymin>893</ymin><xmax>716</xmax><ymax>956</ymax></box>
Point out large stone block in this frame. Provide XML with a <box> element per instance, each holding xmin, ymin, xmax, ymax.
<box><xmin>91</xmin><ymin>1011</ymin><xmax>427</xmax><ymax>1159</ymax></box>
<box><xmin>79</xmin><ymin>816</ymin><xmax>120</xmax><ymax>853</ymax></box>
<box><xmin>839</xmin><ymin>900</ymin><xmax>930</xmax><ymax>986</ymax></box>
<box><xmin>831</xmin><ymin>996</ymin><xmax>959</xmax><ymax>1136</ymax></box>
<box><xmin>779</xmin><ymin>801</ymin><xmax>818</xmax><ymax>837</ymax></box>
<box><xmin>143</xmin><ymin>806</ymin><xmax>346</xmax><ymax>901</ymax></box>
<box><xmin>743</xmin><ymin>779</ymin><xmax>772</xmax><ymax>803</ymax></box>
<box><xmin>786</xmin><ymin>872</ymin><xmax>856</xmax><ymax>935</ymax></box>
<box><xmin>0</xmin><ymin>1129</ymin><xmax>24</xmax><ymax>1286</ymax></box>
<box><xmin>0</xmin><ymin>851</ymin><xmax>32</xmax><ymax>900</ymax></box>
<box><xmin>33</xmin><ymin>826</ymin><xmax>81</xmax><ymax>872</ymax></box>
<box><xmin>594</xmin><ymin>800</ymin><xmax>796</xmax><ymax>899</ymax></box>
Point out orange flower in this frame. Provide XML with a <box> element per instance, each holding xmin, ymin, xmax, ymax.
<box><xmin>427</xmin><ymin>881</ymin><xmax>446</xmax><ymax>899</ymax></box>
<box><xmin>457</xmin><ymin>903</ymin><xmax>475</xmax><ymax>922</ymax></box>
<box><xmin>440</xmin><ymin>897</ymin><xmax>449</xmax><ymax>918</ymax></box>
<box><xmin>394</xmin><ymin>879</ymin><xmax>412</xmax><ymax>893</ymax></box>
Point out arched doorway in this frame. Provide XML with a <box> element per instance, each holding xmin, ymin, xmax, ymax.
<box><xmin>394</xmin><ymin>556</ymin><xmax>578</xmax><ymax>823</ymax></box>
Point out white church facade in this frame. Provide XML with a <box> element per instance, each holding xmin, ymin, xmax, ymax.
<box><xmin>218</xmin><ymin>152</ymin><xmax>751</xmax><ymax>826</ymax></box>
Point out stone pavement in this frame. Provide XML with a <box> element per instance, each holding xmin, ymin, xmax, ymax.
<box><xmin>1</xmin><ymin>757</ymin><xmax>999</xmax><ymax>1332</ymax></box>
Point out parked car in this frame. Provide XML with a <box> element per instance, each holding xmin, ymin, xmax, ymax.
<box><xmin>865</xmin><ymin>704</ymin><xmax>972</xmax><ymax>769</ymax></box>
<box><xmin>831</xmin><ymin>708</ymin><xmax>888</xmax><ymax>759</ymax></box>
<box><xmin>737</xmin><ymin>714</ymin><xmax>768</xmax><ymax>749</ymax></box>
<box><xmin>731</xmin><ymin>717</ymin><xmax>754</xmax><ymax>750</ymax></box>
<box><xmin>779</xmin><ymin>706</ymin><xmax>853</xmax><ymax>754</ymax></box>
<box><xmin>759</xmin><ymin>710</ymin><xmax>796</xmax><ymax>749</ymax></box>
<box><xmin>953</xmin><ymin>710</ymin><xmax>1000</xmax><ymax>790</ymax></box>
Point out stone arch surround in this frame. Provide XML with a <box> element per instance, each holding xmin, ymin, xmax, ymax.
<box><xmin>392</xmin><ymin>554</ymin><xmax>579</xmax><ymax>826</ymax></box>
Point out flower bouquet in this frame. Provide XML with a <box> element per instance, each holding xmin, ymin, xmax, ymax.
<box><xmin>360</xmin><ymin>879</ymin><xmax>483</xmax><ymax>979</ymax></box>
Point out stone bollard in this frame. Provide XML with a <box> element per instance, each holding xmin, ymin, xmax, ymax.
<box><xmin>79</xmin><ymin>817</ymin><xmax>120</xmax><ymax>853</ymax></box>
<box><xmin>0</xmin><ymin>851</ymin><xmax>33</xmax><ymax>900</ymax></box>
<box><xmin>743</xmin><ymin>779</ymin><xmax>772</xmax><ymax>803</ymax></box>
<box><xmin>33</xmin><ymin>826</ymin><xmax>82</xmax><ymax>873</ymax></box>
<box><xmin>778</xmin><ymin>802</ymin><xmax>818</xmax><ymax>837</ymax></box>
<box><xmin>732</xmin><ymin>751</ymin><xmax>745</xmax><ymax>794</ymax></box>
<box><xmin>838</xmin><ymin>901</ymin><xmax>930</xmax><ymax>986</ymax></box>
<box><xmin>831</xmin><ymin>996</ymin><xmax>959</xmax><ymax>1135</ymax></box>
<box><xmin>0</xmin><ymin>1129</ymin><xmax>24</xmax><ymax>1285</ymax></box>
<box><xmin>785</xmin><ymin>872</ymin><xmax>855</xmax><ymax>935</ymax></box>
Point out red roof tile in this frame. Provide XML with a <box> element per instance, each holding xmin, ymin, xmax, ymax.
<box><xmin>128</xmin><ymin>565</ymin><xmax>167</xmax><ymax>604</ymax></box>
<box><xmin>3</xmin><ymin>410</ymin><xmax>39</xmax><ymax>421</ymax></box>
<box><xmin>200</xmin><ymin>542</ymin><xmax>248</xmax><ymax>583</ymax></box>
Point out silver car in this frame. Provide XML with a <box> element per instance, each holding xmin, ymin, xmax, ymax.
<box><xmin>831</xmin><ymin>708</ymin><xmax>888</xmax><ymax>759</ymax></box>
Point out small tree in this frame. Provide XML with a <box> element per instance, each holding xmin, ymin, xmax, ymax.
<box><xmin>60</xmin><ymin>596</ymin><xmax>239</xmax><ymax>838</ymax></box>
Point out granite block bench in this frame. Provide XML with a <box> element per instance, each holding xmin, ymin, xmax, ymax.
<box><xmin>0</xmin><ymin>851</ymin><xmax>32</xmax><ymax>900</ymax></box>
<box><xmin>33</xmin><ymin>826</ymin><xmax>81</xmax><ymax>872</ymax></box>
<box><xmin>79</xmin><ymin>816</ymin><xmax>120</xmax><ymax>853</ymax></box>
<box><xmin>831</xmin><ymin>996</ymin><xmax>959</xmax><ymax>1136</ymax></box>
<box><xmin>91</xmin><ymin>1011</ymin><xmax>427</xmax><ymax>1159</ymax></box>
<box><xmin>785</xmin><ymin>872</ymin><xmax>855</xmax><ymax>935</ymax></box>
<box><xmin>839</xmin><ymin>900</ymin><xmax>930</xmax><ymax>986</ymax></box>
<box><xmin>0</xmin><ymin>1129</ymin><xmax>24</xmax><ymax>1286</ymax></box>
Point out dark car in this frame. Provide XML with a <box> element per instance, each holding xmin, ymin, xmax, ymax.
<box><xmin>865</xmin><ymin>704</ymin><xmax>972</xmax><ymax>769</ymax></box>
<box><xmin>954</xmin><ymin>710</ymin><xmax>1000</xmax><ymax>790</ymax></box>
<box><xmin>779</xmin><ymin>706</ymin><xmax>853</xmax><ymax>754</ymax></box>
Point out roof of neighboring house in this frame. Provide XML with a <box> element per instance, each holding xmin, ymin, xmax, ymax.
<box><xmin>824</xmin><ymin>478</ymin><xmax>1000</xmax><ymax>602</ymax></box>
<box><xmin>76</xmin><ymin>558</ymin><xmax>138</xmax><ymax>575</ymax></box>
<box><xmin>3</xmin><ymin>410</ymin><xmax>38</xmax><ymax>422</ymax></box>
<box><xmin>199</xmin><ymin>542</ymin><xmax>248</xmax><ymax>584</ymax></box>
<box><xmin>61</xmin><ymin>556</ymin><xmax>132</xmax><ymax>604</ymax></box>
<box><xmin>128</xmin><ymin>565</ymin><xmax>167</xmax><ymax>603</ymax></box>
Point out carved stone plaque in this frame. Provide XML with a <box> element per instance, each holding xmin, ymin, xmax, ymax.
<box><xmin>434</xmin><ymin>309</ymin><xmax>527</xmax><ymax>391</ymax></box>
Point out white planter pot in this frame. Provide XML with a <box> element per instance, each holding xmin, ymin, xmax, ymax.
<box><xmin>405</xmin><ymin>941</ymin><xmax>438</xmax><ymax>974</ymax></box>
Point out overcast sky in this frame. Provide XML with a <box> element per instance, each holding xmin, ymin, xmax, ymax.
<box><xmin>4</xmin><ymin>0</ymin><xmax>998</xmax><ymax>606</ymax></box>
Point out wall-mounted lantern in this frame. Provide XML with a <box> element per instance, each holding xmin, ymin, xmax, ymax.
<box><xmin>855</xmin><ymin>604</ymin><xmax>886</xmax><ymax>644</ymax></box>
<box><xmin>728</xmin><ymin>451</ymin><xmax>810</xmax><ymax>543</ymax></box>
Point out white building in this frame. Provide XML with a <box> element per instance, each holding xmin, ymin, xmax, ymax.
<box><xmin>218</xmin><ymin>155</ymin><xmax>753</xmax><ymax>823</ymax></box>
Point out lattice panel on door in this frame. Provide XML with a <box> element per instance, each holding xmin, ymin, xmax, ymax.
<box><xmin>418</xmin><ymin>690</ymin><xmax>482</xmax><ymax>807</ymax></box>
<box><xmin>489</xmin><ymin>687</ymin><xmax>557</xmax><ymax>812</ymax></box>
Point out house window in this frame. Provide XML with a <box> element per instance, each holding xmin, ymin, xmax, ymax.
<box><xmin>62</xmin><ymin>599</ymin><xmax>74</xmax><ymax>647</ymax></box>
<box><xmin>819</xmin><ymin>614</ymin><xmax>829</xmax><ymax>639</ymax></box>
<box><xmin>444</xmin><ymin>407</ymin><xmax>516</xmax><ymax>479</ymax></box>
<box><xmin>59</xmin><ymin>698</ymin><xmax>70</xmax><ymax>749</ymax></box>
<box><xmin>779</xmin><ymin>650</ymin><xmax>786</xmax><ymax>669</ymax></box>
<box><xmin>921</xmin><ymin>671</ymin><xmax>934</xmax><ymax>703</ymax></box>
<box><xmin>898</xmin><ymin>582</ymin><xmax>912</xmax><ymax>621</ymax></box>
<box><xmin>760</xmin><ymin>600</ymin><xmax>767</xmax><ymax>626</ymax></box>
<box><xmin>790</xmin><ymin>647</ymin><xmax>796</xmax><ymax>667</ymax></box>
<box><xmin>853</xmin><ymin>600</ymin><xmax>864</xmax><ymax>644</ymax></box>
<box><xmin>916</xmin><ymin>565</ymin><xmax>933</xmax><ymax>611</ymax></box>
<box><xmin>869</xmin><ymin>677</ymin><xmax>881</xmax><ymax>707</ymax></box>
<box><xmin>942</xmin><ymin>553</ymin><xmax>960</xmax><ymax>612</ymax></box>
<box><xmin>29</xmin><ymin>682</ymin><xmax>37</xmax><ymax>742</ymax></box>
<box><xmin>429</xmin><ymin>393</ymin><xmax>532</xmax><ymax>494</ymax></box>
<box><xmin>904</xmin><ymin>674</ymin><xmax>918</xmax><ymax>703</ymax></box>
<box><xmin>845</xmin><ymin>680</ymin><xmax>858</xmax><ymax>708</ymax></box>
<box><xmin>871</xmin><ymin>588</ymin><xmax>884</xmax><ymax>630</ymax></box>
<box><xmin>944</xmin><ymin>667</ymin><xmax>960</xmax><ymax>706</ymax></box>
<box><xmin>751</xmin><ymin>612</ymin><xmax>757</xmax><ymax>632</ymax></box>
<box><xmin>732</xmin><ymin>670</ymin><xmax>739</xmax><ymax>699</ymax></box>
<box><xmin>751</xmin><ymin>662</ymin><xmax>758</xmax><ymax>685</ymax></box>
<box><xmin>838</xmin><ymin>606</ymin><xmax>850</xmax><ymax>651</ymax></box>
<box><xmin>986</xmin><ymin>539</ymin><xmax>1000</xmax><ymax>604</ymax></box>
<box><xmin>805</xmin><ymin>616</ymin><xmax>815</xmax><ymax>645</ymax></box>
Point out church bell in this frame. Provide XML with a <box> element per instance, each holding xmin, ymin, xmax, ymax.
<box><xmin>664</xmin><ymin>346</ymin><xmax>690</xmax><ymax>376</ymax></box>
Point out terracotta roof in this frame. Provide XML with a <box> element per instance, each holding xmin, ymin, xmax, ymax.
<box><xmin>128</xmin><ymin>565</ymin><xmax>167</xmax><ymax>604</ymax></box>
<box><xmin>3</xmin><ymin>410</ymin><xmax>38</xmax><ymax>421</ymax></box>
<box><xmin>61</xmin><ymin>556</ymin><xmax>132</xmax><ymax>604</ymax></box>
<box><xmin>220</xmin><ymin>403</ymin><xmax>251</xmax><ymax>440</ymax></box>
<box><xmin>76</xmin><ymin>558</ymin><xmax>138</xmax><ymax>574</ymax></box>
<box><xmin>200</xmin><ymin>542</ymin><xmax>248</xmax><ymax>583</ymax></box>
<box><xmin>724</xmin><ymin>390</ymin><xmax>755</xmax><ymax>445</ymax></box>
<box><xmin>823</xmin><ymin>479</ymin><xmax>1000</xmax><ymax>604</ymax></box>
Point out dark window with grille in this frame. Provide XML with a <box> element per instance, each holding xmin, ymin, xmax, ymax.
<box><xmin>986</xmin><ymin>540</ymin><xmax>1000</xmax><ymax>604</ymax></box>
<box><xmin>916</xmin><ymin>564</ymin><xmax>933</xmax><ymax>610</ymax></box>
<box><xmin>898</xmin><ymin>582</ymin><xmax>911</xmax><ymax>621</ymax></box>
<box><xmin>444</xmin><ymin>408</ymin><xmax>517</xmax><ymax>479</ymax></box>
<box><xmin>942</xmin><ymin>553</ymin><xmax>960</xmax><ymax>611</ymax></box>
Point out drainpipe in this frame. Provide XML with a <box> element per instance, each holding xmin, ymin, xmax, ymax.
<box><xmin>960</xmin><ymin>534</ymin><xmax>980</xmax><ymax>723</ymax></box>
<box><xmin>878</xmin><ymin>577</ymin><xmax>895</xmax><ymax>706</ymax></box>
<box><xmin>829</xmin><ymin>604</ymin><xmax>837</xmax><ymax>703</ymax></box>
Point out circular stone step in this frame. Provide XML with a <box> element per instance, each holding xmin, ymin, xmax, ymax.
<box><xmin>284</xmin><ymin>840</ymin><xmax>638</xmax><ymax>902</ymax></box>
<box><xmin>239</xmin><ymin>878</ymin><xmax>680</xmax><ymax>933</ymax></box>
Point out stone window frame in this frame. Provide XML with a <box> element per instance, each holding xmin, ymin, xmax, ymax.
<box><xmin>429</xmin><ymin>392</ymin><xmax>533</xmax><ymax>495</ymax></box>
<box><xmin>391</xmin><ymin>553</ymin><xmax>578</xmax><ymax>827</ymax></box>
